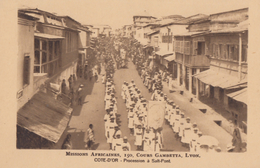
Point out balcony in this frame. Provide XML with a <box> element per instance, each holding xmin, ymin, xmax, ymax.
<box><xmin>175</xmin><ymin>53</ymin><xmax>183</xmax><ymax>64</ymax></box>
<box><xmin>184</xmin><ymin>55</ymin><xmax>210</xmax><ymax>68</ymax></box>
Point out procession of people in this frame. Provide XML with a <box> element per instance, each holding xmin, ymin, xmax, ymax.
<box><xmin>58</xmin><ymin>35</ymin><xmax>240</xmax><ymax>152</ymax></box>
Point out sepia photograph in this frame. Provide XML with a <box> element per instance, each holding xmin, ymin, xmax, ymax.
<box><xmin>2</xmin><ymin>0</ymin><xmax>260</xmax><ymax>167</ymax></box>
<box><xmin>15</xmin><ymin>0</ymin><xmax>249</xmax><ymax>153</ymax></box>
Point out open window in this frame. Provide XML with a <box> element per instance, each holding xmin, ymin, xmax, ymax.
<box><xmin>197</xmin><ymin>42</ymin><xmax>205</xmax><ymax>55</ymax></box>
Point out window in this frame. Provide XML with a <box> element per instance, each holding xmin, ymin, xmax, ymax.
<box><xmin>34</xmin><ymin>66</ymin><xmax>40</xmax><ymax>73</ymax></box>
<box><xmin>34</xmin><ymin>50</ymin><xmax>40</xmax><ymax>64</ymax></box>
<box><xmin>54</xmin><ymin>41</ymin><xmax>60</xmax><ymax>59</ymax></box>
<box><xmin>162</xmin><ymin>35</ymin><xmax>172</xmax><ymax>43</ymax></box>
<box><xmin>42</xmin><ymin>52</ymin><xmax>47</xmax><ymax>64</ymax></box>
<box><xmin>49</xmin><ymin>41</ymin><xmax>53</xmax><ymax>61</ymax></box>
<box><xmin>242</xmin><ymin>45</ymin><xmax>247</xmax><ymax>62</ymax></box>
<box><xmin>197</xmin><ymin>42</ymin><xmax>205</xmax><ymax>55</ymax></box>
<box><xmin>23</xmin><ymin>55</ymin><xmax>30</xmax><ymax>85</ymax></box>
<box><xmin>180</xmin><ymin>41</ymin><xmax>184</xmax><ymax>53</ymax></box>
<box><xmin>193</xmin><ymin>41</ymin><xmax>198</xmax><ymax>55</ymax></box>
<box><xmin>184</xmin><ymin>41</ymin><xmax>190</xmax><ymax>55</ymax></box>
<box><xmin>175</xmin><ymin>41</ymin><xmax>181</xmax><ymax>52</ymax></box>
<box><xmin>42</xmin><ymin>40</ymin><xmax>47</xmax><ymax>50</ymax></box>
<box><xmin>233</xmin><ymin>45</ymin><xmax>239</xmax><ymax>61</ymax></box>
<box><xmin>35</xmin><ymin>39</ymin><xmax>40</xmax><ymax>49</ymax></box>
<box><xmin>34</xmin><ymin>38</ymin><xmax>60</xmax><ymax>76</ymax></box>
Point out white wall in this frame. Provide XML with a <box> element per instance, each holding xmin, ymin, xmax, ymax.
<box><xmin>17</xmin><ymin>18</ymin><xmax>35</xmax><ymax>110</ymax></box>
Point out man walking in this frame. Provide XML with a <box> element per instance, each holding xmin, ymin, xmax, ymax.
<box><xmin>85</xmin><ymin>124</ymin><xmax>95</xmax><ymax>150</ymax></box>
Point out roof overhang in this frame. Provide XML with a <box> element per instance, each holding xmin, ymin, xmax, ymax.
<box><xmin>34</xmin><ymin>32</ymin><xmax>65</xmax><ymax>40</ymax></box>
<box><xmin>17</xmin><ymin>91</ymin><xmax>73</xmax><ymax>143</ymax></box>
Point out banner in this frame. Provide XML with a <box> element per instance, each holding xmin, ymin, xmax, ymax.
<box><xmin>147</xmin><ymin>101</ymin><xmax>165</xmax><ymax>130</ymax></box>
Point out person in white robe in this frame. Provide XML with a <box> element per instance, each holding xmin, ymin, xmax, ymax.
<box><xmin>112</xmin><ymin>130</ymin><xmax>123</xmax><ymax>151</ymax></box>
<box><xmin>143</xmin><ymin>128</ymin><xmax>153</xmax><ymax>151</ymax></box>
<box><xmin>181</xmin><ymin>117</ymin><xmax>193</xmax><ymax>146</ymax></box>
<box><xmin>107</xmin><ymin>117</ymin><xmax>117</xmax><ymax>149</ymax></box>
<box><xmin>173</xmin><ymin>109</ymin><xmax>181</xmax><ymax>134</ymax></box>
<box><xmin>122</xmin><ymin>136</ymin><xmax>131</xmax><ymax>151</ymax></box>
<box><xmin>179</xmin><ymin>113</ymin><xmax>186</xmax><ymax>141</ymax></box>
<box><xmin>135</xmin><ymin>125</ymin><xmax>143</xmax><ymax>150</ymax></box>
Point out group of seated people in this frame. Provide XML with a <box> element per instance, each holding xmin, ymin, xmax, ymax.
<box><xmin>121</xmin><ymin>80</ymin><xmax>163</xmax><ymax>151</ymax></box>
<box><xmin>103</xmin><ymin>78</ymin><xmax>131</xmax><ymax>151</ymax></box>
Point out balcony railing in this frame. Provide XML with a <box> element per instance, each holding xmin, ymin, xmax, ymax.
<box><xmin>184</xmin><ymin>55</ymin><xmax>210</xmax><ymax>67</ymax></box>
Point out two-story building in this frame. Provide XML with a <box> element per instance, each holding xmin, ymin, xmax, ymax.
<box><xmin>17</xmin><ymin>9</ymin><xmax>75</xmax><ymax>148</ymax></box>
<box><xmin>173</xmin><ymin>14</ymin><xmax>211</xmax><ymax>94</ymax></box>
<box><xmin>193</xmin><ymin>8</ymin><xmax>248</xmax><ymax>133</ymax></box>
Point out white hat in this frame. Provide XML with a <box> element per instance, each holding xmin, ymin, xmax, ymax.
<box><xmin>115</xmin><ymin>130</ymin><xmax>122</xmax><ymax>136</ymax></box>
<box><xmin>123</xmin><ymin>136</ymin><xmax>127</xmax><ymax>140</ymax></box>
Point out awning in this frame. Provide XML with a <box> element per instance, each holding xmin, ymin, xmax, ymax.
<box><xmin>164</xmin><ymin>55</ymin><xmax>175</xmax><ymax>62</ymax></box>
<box><xmin>34</xmin><ymin>32</ymin><xmax>64</xmax><ymax>40</ymax></box>
<box><xmin>147</xmin><ymin>30</ymin><xmax>160</xmax><ymax>36</ymax></box>
<box><xmin>173</xmin><ymin>31</ymin><xmax>206</xmax><ymax>37</ymax></box>
<box><xmin>155</xmin><ymin>50</ymin><xmax>173</xmax><ymax>57</ymax></box>
<box><xmin>227</xmin><ymin>88</ymin><xmax>247</xmax><ymax>104</ymax></box>
<box><xmin>17</xmin><ymin>91</ymin><xmax>73</xmax><ymax>143</ymax></box>
<box><xmin>225</xmin><ymin>77</ymin><xmax>247</xmax><ymax>89</ymax></box>
<box><xmin>193</xmin><ymin>69</ymin><xmax>240</xmax><ymax>88</ymax></box>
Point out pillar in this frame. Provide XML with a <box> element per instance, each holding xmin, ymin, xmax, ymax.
<box><xmin>196</xmin><ymin>68</ymin><xmax>200</xmax><ymax>98</ymax></box>
<box><xmin>177</xmin><ymin>63</ymin><xmax>181</xmax><ymax>86</ymax></box>
<box><xmin>238</xmin><ymin>33</ymin><xmax>242</xmax><ymax>81</ymax></box>
<box><xmin>189</xmin><ymin>68</ymin><xmax>192</xmax><ymax>93</ymax></box>
<box><xmin>182</xmin><ymin>64</ymin><xmax>185</xmax><ymax>87</ymax></box>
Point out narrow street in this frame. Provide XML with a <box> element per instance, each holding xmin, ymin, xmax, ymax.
<box><xmin>55</xmin><ymin>61</ymin><xmax>188</xmax><ymax>151</ymax></box>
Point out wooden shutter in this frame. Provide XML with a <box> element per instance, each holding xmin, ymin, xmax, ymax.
<box><xmin>23</xmin><ymin>56</ymin><xmax>30</xmax><ymax>85</ymax></box>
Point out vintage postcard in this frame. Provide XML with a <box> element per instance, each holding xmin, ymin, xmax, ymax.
<box><xmin>1</xmin><ymin>0</ymin><xmax>260</xmax><ymax>167</ymax></box>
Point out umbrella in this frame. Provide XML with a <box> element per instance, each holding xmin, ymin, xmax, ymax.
<box><xmin>199</xmin><ymin>135</ymin><xmax>219</xmax><ymax>147</ymax></box>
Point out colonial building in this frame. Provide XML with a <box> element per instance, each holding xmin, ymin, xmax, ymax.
<box><xmin>132</xmin><ymin>10</ymin><xmax>156</xmax><ymax>39</ymax></box>
<box><xmin>193</xmin><ymin>8</ymin><xmax>248</xmax><ymax>133</ymax></box>
<box><xmin>173</xmin><ymin>14</ymin><xmax>211</xmax><ymax>94</ymax></box>
<box><xmin>16</xmin><ymin>8</ymin><xmax>84</xmax><ymax>148</ymax></box>
<box><xmin>17</xmin><ymin>10</ymin><xmax>44</xmax><ymax>110</ymax></box>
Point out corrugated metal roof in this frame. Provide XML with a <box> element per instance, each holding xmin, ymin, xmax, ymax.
<box><xmin>227</xmin><ymin>88</ymin><xmax>247</xmax><ymax>104</ymax></box>
<box><xmin>210</xmin><ymin>20</ymin><xmax>248</xmax><ymax>33</ymax></box>
<box><xmin>17</xmin><ymin>91</ymin><xmax>73</xmax><ymax>143</ymax></box>
<box><xmin>34</xmin><ymin>32</ymin><xmax>64</xmax><ymax>39</ymax></box>
<box><xmin>193</xmin><ymin>69</ymin><xmax>240</xmax><ymax>88</ymax></box>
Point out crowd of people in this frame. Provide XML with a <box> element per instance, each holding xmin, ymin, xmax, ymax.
<box><xmin>121</xmin><ymin>80</ymin><xmax>163</xmax><ymax>151</ymax></box>
<box><xmin>103</xmin><ymin>77</ymin><xmax>131</xmax><ymax>151</ymax></box>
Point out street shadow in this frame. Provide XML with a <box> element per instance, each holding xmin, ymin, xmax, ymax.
<box><xmin>90</xmin><ymin>143</ymin><xmax>100</xmax><ymax>150</ymax></box>
<box><xmin>69</xmin><ymin>130</ymin><xmax>86</xmax><ymax>149</ymax></box>
<box><xmin>71</xmin><ymin>77</ymin><xmax>98</xmax><ymax>116</ymax></box>
<box><xmin>199</xmin><ymin>96</ymin><xmax>232</xmax><ymax>119</ymax></box>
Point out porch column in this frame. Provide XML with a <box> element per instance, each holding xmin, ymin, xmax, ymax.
<box><xmin>196</xmin><ymin>68</ymin><xmax>200</xmax><ymax>98</ymax></box>
<box><xmin>189</xmin><ymin>68</ymin><xmax>192</xmax><ymax>93</ymax></box>
<box><xmin>177</xmin><ymin>63</ymin><xmax>181</xmax><ymax>86</ymax></box>
<box><xmin>238</xmin><ymin>33</ymin><xmax>242</xmax><ymax>81</ymax></box>
<box><xmin>182</xmin><ymin>64</ymin><xmax>185</xmax><ymax>87</ymax></box>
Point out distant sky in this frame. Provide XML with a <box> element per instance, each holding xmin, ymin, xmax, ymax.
<box><xmin>18</xmin><ymin>0</ymin><xmax>248</xmax><ymax>29</ymax></box>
